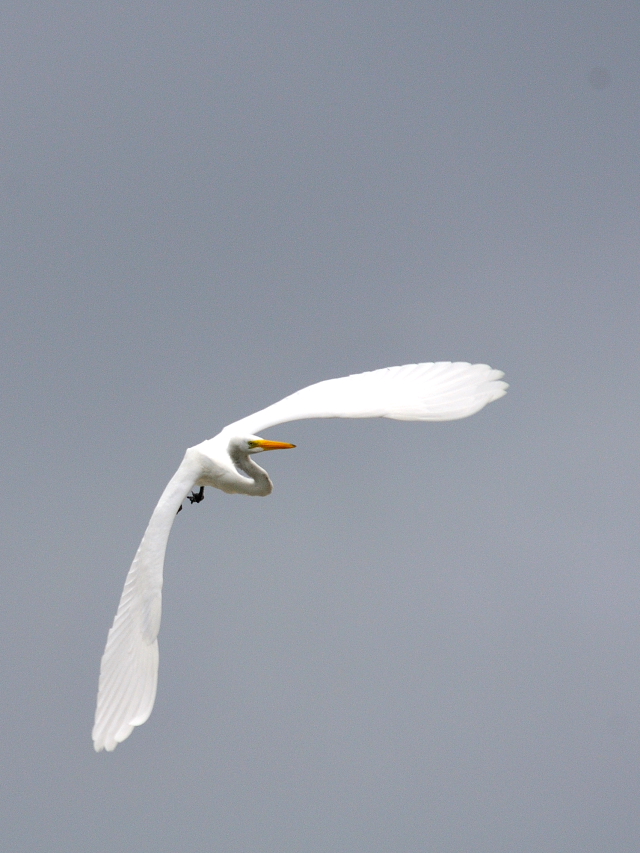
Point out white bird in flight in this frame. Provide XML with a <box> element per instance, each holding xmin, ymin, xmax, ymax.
<box><xmin>93</xmin><ymin>361</ymin><xmax>507</xmax><ymax>751</ymax></box>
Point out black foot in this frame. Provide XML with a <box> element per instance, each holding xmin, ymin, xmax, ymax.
<box><xmin>176</xmin><ymin>504</ymin><xmax>183</xmax><ymax>515</ymax></box>
<box><xmin>187</xmin><ymin>486</ymin><xmax>205</xmax><ymax>505</ymax></box>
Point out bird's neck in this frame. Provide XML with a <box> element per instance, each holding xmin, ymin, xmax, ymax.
<box><xmin>229</xmin><ymin>448</ymin><xmax>273</xmax><ymax>496</ymax></box>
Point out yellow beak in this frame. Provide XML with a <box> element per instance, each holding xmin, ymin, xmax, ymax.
<box><xmin>250</xmin><ymin>439</ymin><xmax>296</xmax><ymax>451</ymax></box>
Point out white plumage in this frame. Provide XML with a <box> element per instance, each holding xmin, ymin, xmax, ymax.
<box><xmin>93</xmin><ymin>361</ymin><xmax>507</xmax><ymax>752</ymax></box>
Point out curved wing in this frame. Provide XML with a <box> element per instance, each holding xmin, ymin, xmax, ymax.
<box><xmin>92</xmin><ymin>452</ymin><xmax>201</xmax><ymax>752</ymax></box>
<box><xmin>223</xmin><ymin>362</ymin><xmax>507</xmax><ymax>436</ymax></box>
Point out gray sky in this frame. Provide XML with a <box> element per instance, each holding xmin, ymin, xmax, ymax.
<box><xmin>1</xmin><ymin>3</ymin><xmax>639</xmax><ymax>851</ymax></box>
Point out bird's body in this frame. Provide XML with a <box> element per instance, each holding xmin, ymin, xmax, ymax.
<box><xmin>93</xmin><ymin>362</ymin><xmax>507</xmax><ymax>752</ymax></box>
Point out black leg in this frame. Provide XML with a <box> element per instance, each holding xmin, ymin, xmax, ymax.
<box><xmin>187</xmin><ymin>486</ymin><xmax>205</xmax><ymax>505</ymax></box>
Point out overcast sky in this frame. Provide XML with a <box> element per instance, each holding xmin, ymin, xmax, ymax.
<box><xmin>1</xmin><ymin>3</ymin><xmax>639</xmax><ymax>851</ymax></box>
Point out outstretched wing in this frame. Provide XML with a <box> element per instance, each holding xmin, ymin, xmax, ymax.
<box><xmin>92</xmin><ymin>453</ymin><xmax>201</xmax><ymax>752</ymax></box>
<box><xmin>223</xmin><ymin>362</ymin><xmax>507</xmax><ymax>436</ymax></box>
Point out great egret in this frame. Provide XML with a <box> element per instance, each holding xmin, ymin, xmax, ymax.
<box><xmin>93</xmin><ymin>362</ymin><xmax>507</xmax><ymax>751</ymax></box>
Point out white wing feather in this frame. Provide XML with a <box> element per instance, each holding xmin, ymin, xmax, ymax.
<box><xmin>92</xmin><ymin>454</ymin><xmax>201</xmax><ymax>752</ymax></box>
<box><xmin>94</xmin><ymin>362</ymin><xmax>506</xmax><ymax>751</ymax></box>
<box><xmin>224</xmin><ymin>362</ymin><xmax>507</xmax><ymax>436</ymax></box>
